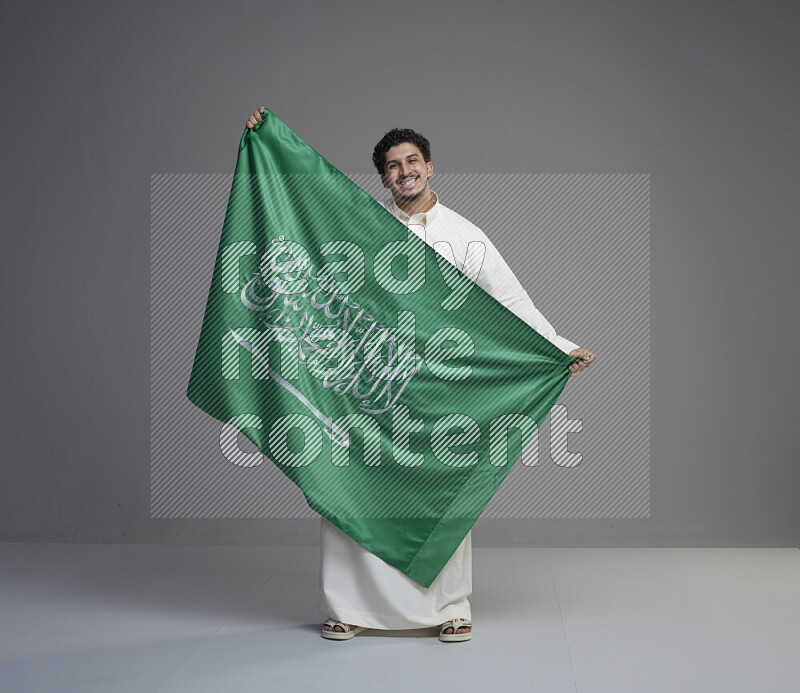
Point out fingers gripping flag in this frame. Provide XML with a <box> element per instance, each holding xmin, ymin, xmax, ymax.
<box><xmin>186</xmin><ymin>108</ymin><xmax>575</xmax><ymax>587</ymax></box>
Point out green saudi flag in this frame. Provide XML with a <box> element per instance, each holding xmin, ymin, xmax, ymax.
<box><xmin>187</xmin><ymin>108</ymin><xmax>575</xmax><ymax>587</ymax></box>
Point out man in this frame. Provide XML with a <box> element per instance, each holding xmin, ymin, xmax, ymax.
<box><xmin>245</xmin><ymin>108</ymin><xmax>596</xmax><ymax>641</ymax></box>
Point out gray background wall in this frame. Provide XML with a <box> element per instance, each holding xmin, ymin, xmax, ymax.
<box><xmin>2</xmin><ymin>0</ymin><xmax>797</xmax><ymax>547</ymax></box>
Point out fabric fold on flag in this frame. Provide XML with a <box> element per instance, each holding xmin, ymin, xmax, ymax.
<box><xmin>187</xmin><ymin>108</ymin><xmax>575</xmax><ymax>588</ymax></box>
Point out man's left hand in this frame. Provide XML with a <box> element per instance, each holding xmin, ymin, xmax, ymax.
<box><xmin>568</xmin><ymin>348</ymin><xmax>596</xmax><ymax>377</ymax></box>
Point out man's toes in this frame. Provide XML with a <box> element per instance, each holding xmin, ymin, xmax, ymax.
<box><xmin>443</xmin><ymin>626</ymin><xmax>454</xmax><ymax>634</ymax></box>
<box><xmin>322</xmin><ymin>623</ymin><xmax>346</xmax><ymax>632</ymax></box>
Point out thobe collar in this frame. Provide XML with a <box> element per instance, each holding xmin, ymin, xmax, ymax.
<box><xmin>385</xmin><ymin>191</ymin><xmax>441</xmax><ymax>227</ymax></box>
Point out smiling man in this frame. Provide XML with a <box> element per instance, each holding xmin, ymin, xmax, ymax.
<box><xmin>379</xmin><ymin>134</ymin><xmax>434</xmax><ymax>214</ymax></box>
<box><xmin>245</xmin><ymin>109</ymin><xmax>596</xmax><ymax>642</ymax></box>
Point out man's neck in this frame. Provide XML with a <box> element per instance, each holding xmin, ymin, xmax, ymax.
<box><xmin>394</xmin><ymin>190</ymin><xmax>437</xmax><ymax>217</ymax></box>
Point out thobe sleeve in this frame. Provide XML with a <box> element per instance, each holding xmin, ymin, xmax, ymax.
<box><xmin>472</xmin><ymin>231</ymin><xmax>580</xmax><ymax>355</ymax></box>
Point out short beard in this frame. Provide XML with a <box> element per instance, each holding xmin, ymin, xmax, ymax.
<box><xmin>395</xmin><ymin>181</ymin><xmax>428</xmax><ymax>202</ymax></box>
<box><xmin>397</xmin><ymin>188</ymin><xmax>424</xmax><ymax>201</ymax></box>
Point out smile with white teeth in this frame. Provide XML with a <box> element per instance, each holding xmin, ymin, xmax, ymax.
<box><xmin>399</xmin><ymin>177</ymin><xmax>418</xmax><ymax>188</ymax></box>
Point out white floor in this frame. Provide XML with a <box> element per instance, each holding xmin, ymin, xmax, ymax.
<box><xmin>0</xmin><ymin>543</ymin><xmax>798</xmax><ymax>693</ymax></box>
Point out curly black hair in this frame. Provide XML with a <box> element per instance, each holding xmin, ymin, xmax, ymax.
<box><xmin>371</xmin><ymin>128</ymin><xmax>431</xmax><ymax>175</ymax></box>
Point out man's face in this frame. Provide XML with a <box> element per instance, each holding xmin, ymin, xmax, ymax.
<box><xmin>381</xmin><ymin>142</ymin><xmax>433</xmax><ymax>203</ymax></box>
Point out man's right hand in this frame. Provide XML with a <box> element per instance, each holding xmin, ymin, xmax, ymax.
<box><xmin>568</xmin><ymin>348</ymin><xmax>596</xmax><ymax>377</ymax></box>
<box><xmin>246</xmin><ymin>106</ymin><xmax>265</xmax><ymax>129</ymax></box>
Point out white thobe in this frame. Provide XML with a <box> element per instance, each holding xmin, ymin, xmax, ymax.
<box><xmin>317</xmin><ymin>192</ymin><xmax>579</xmax><ymax>629</ymax></box>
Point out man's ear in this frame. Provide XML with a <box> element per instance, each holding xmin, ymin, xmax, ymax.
<box><xmin>380</xmin><ymin>174</ymin><xmax>389</xmax><ymax>189</ymax></box>
<box><xmin>427</xmin><ymin>161</ymin><xmax>433</xmax><ymax>178</ymax></box>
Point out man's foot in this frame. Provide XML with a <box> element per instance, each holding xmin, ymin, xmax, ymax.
<box><xmin>322</xmin><ymin>620</ymin><xmax>359</xmax><ymax>633</ymax></box>
<box><xmin>439</xmin><ymin>618</ymin><xmax>472</xmax><ymax>642</ymax></box>
<box><xmin>321</xmin><ymin>618</ymin><xmax>368</xmax><ymax>640</ymax></box>
<box><xmin>440</xmin><ymin>621</ymin><xmax>471</xmax><ymax>635</ymax></box>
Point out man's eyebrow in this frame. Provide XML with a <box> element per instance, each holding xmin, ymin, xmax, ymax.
<box><xmin>385</xmin><ymin>153</ymin><xmax>420</xmax><ymax>165</ymax></box>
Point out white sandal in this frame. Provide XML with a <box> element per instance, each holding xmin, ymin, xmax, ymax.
<box><xmin>439</xmin><ymin>618</ymin><xmax>472</xmax><ymax>642</ymax></box>
<box><xmin>321</xmin><ymin>618</ymin><xmax>369</xmax><ymax>640</ymax></box>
